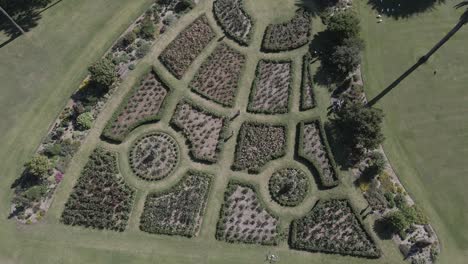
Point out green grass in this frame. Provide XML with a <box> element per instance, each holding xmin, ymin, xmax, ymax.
<box><xmin>2</xmin><ymin>0</ymin><xmax>461</xmax><ymax>263</ymax></box>
<box><xmin>359</xmin><ymin>0</ymin><xmax>468</xmax><ymax>262</ymax></box>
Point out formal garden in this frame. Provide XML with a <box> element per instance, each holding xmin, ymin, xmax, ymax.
<box><xmin>5</xmin><ymin>0</ymin><xmax>448</xmax><ymax>263</ymax></box>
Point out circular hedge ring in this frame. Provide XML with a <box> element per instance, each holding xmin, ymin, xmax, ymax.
<box><xmin>268</xmin><ymin>168</ymin><xmax>309</xmax><ymax>207</ymax></box>
<box><xmin>129</xmin><ymin>132</ymin><xmax>180</xmax><ymax>181</ymax></box>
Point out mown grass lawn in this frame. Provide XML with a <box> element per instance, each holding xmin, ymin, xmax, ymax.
<box><xmin>359</xmin><ymin>0</ymin><xmax>468</xmax><ymax>262</ymax></box>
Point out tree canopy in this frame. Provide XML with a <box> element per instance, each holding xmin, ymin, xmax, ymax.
<box><xmin>88</xmin><ymin>57</ymin><xmax>117</xmax><ymax>88</ymax></box>
<box><xmin>24</xmin><ymin>154</ymin><xmax>51</xmax><ymax>178</ymax></box>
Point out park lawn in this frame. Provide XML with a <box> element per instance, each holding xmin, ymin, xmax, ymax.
<box><xmin>358</xmin><ymin>0</ymin><xmax>468</xmax><ymax>263</ymax></box>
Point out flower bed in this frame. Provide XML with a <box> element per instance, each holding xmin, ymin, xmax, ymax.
<box><xmin>232</xmin><ymin>122</ymin><xmax>287</xmax><ymax>173</ymax></box>
<box><xmin>61</xmin><ymin>148</ymin><xmax>135</xmax><ymax>231</ymax></box>
<box><xmin>189</xmin><ymin>42</ymin><xmax>246</xmax><ymax>107</ymax></box>
<box><xmin>216</xmin><ymin>181</ymin><xmax>281</xmax><ymax>245</ymax></box>
<box><xmin>159</xmin><ymin>15</ymin><xmax>216</xmax><ymax>79</ymax></box>
<box><xmin>290</xmin><ymin>199</ymin><xmax>381</xmax><ymax>258</ymax></box>
<box><xmin>102</xmin><ymin>69</ymin><xmax>171</xmax><ymax>142</ymax></box>
<box><xmin>248</xmin><ymin>60</ymin><xmax>292</xmax><ymax>114</ymax></box>
<box><xmin>129</xmin><ymin>132</ymin><xmax>179</xmax><ymax>181</ymax></box>
<box><xmin>212</xmin><ymin>0</ymin><xmax>253</xmax><ymax>46</ymax></box>
<box><xmin>298</xmin><ymin>119</ymin><xmax>339</xmax><ymax>188</ymax></box>
<box><xmin>261</xmin><ymin>8</ymin><xmax>312</xmax><ymax>52</ymax></box>
<box><xmin>170</xmin><ymin>100</ymin><xmax>228</xmax><ymax>163</ymax></box>
<box><xmin>300</xmin><ymin>54</ymin><xmax>316</xmax><ymax>110</ymax></box>
<box><xmin>268</xmin><ymin>168</ymin><xmax>309</xmax><ymax>207</ymax></box>
<box><xmin>139</xmin><ymin>170</ymin><xmax>212</xmax><ymax>237</ymax></box>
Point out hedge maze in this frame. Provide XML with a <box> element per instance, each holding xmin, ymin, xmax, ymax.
<box><xmin>216</xmin><ymin>181</ymin><xmax>281</xmax><ymax>245</ymax></box>
<box><xmin>159</xmin><ymin>15</ymin><xmax>216</xmax><ymax>79</ymax></box>
<box><xmin>212</xmin><ymin>0</ymin><xmax>253</xmax><ymax>45</ymax></box>
<box><xmin>261</xmin><ymin>8</ymin><xmax>312</xmax><ymax>52</ymax></box>
<box><xmin>299</xmin><ymin>120</ymin><xmax>339</xmax><ymax>188</ymax></box>
<box><xmin>129</xmin><ymin>132</ymin><xmax>179</xmax><ymax>181</ymax></box>
<box><xmin>290</xmin><ymin>199</ymin><xmax>381</xmax><ymax>258</ymax></box>
<box><xmin>233</xmin><ymin>122</ymin><xmax>287</xmax><ymax>173</ymax></box>
<box><xmin>269</xmin><ymin>168</ymin><xmax>309</xmax><ymax>207</ymax></box>
<box><xmin>139</xmin><ymin>171</ymin><xmax>212</xmax><ymax>237</ymax></box>
<box><xmin>189</xmin><ymin>43</ymin><xmax>246</xmax><ymax>107</ymax></box>
<box><xmin>102</xmin><ymin>70</ymin><xmax>170</xmax><ymax>142</ymax></box>
<box><xmin>61</xmin><ymin>148</ymin><xmax>134</xmax><ymax>231</ymax></box>
<box><xmin>171</xmin><ymin>100</ymin><xmax>228</xmax><ymax>163</ymax></box>
<box><xmin>248</xmin><ymin>60</ymin><xmax>292</xmax><ymax>114</ymax></box>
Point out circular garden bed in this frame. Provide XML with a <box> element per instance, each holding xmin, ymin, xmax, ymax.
<box><xmin>129</xmin><ymin>132</ymin><xmax>179</xmax><ymax>181</ymax></box>
<box><xmin>268</xmin><ymin>168</ymin><xmax>309</xmax><ymax>207</ymax></box>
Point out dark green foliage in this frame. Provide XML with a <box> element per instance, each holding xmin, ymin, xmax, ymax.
<box><xmin>61</xmin><ymin>148</ymin><xmax>134</xmax><ymax>231</ymax></box>
<box><xmin>326</xmin><ymin>11</ymin><xmax>360</xmax><ymax>39</ymax></box>
<box><xmin>216</xmin><ymin>181</ymin><xmax>281</xmax><ymax>245</ymax></box>
<box><xmin>330</xmin><ymin>100</ymin><xmax>385</xmax><ymax>161</ymax></box>
<box><xmin>136</xmin><ymin>41</ymin><xmax>151</xmax><ymax>59</ymax></box>
<box><xmin>120</xmin><ymin>31</ymin><xmax>137</xmax><ymax>48</ymax></box>
<box><xmin>290</xmin><ymin>199</ymin><xmax>381</xmax><ymax>258</ymax></box>
<box><xmin>76</xmin><ymin>112</ymin><xmax>94</xmax><ymax>130</ymax></box>
<box><xmin>139</xmin><ymin>171</ymin><xmax>212</xmax><ymax>237</ymax></box>
<box><xmin>362</xmin><ymin>151</ymin><xmax>386</xmax><ymax>180</ymax></box>
<box><xmin>138</xmin><ymin>16</ymin><xmax>156</xmax><ymax>40</ymax></box>
<box><xmin>23</xmin><ymin>185</ymin><xmax>47</xmax><ymax>202</ymax></box>
<box><xmin>384</xmin><ymin>192</ymin><xmax>395</xmax><ymax>208</ymax></box>
<box><xmin>24</xmin><ymin>155</ymin><xmax>51</xmax><ymax>178</ymax></box>
<box><xmin>88</xmin><ymin>57</ymin><xmax>117</xmax><ymax>88</ymax></box>
<box><xmin>328</xmin><ymin>36</ymin><xmax>364</xmax><ymax>76</ymax></box>
<box><xmin>384</xmin><ymin>211</ymin><xmax>409</xmax><ymax>233</ymax></box>
<box><xmin>269</xmin><ymin>168</ymin><xmax>309</xmax><ymax>207</ymax></box>
<box><xmin>232</xmin><ymin>122</ymin><xmax>287</xmax><ymax>173</ymax></box>
<box><xmin>174</xmin><ymin>0</ymin><xmax>194</xmax><ymax>13</ymax></box>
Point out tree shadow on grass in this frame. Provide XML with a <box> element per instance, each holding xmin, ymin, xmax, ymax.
<box><xmin>295</xmin><ymin>0</ymin><xmax>339</xmax><ymax>17</ymax></box>
<box><xmin>373</xmin><ymin>218</ymin><xmax>393</xmax><ymax>240</ymax></box>
<box><xmin>367</xmin><ymin>0</ymin><xmax>445</xmax><ymax>19</ymax></box>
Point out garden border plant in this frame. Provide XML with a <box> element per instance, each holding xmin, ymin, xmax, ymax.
<box><xmin>170</xmin><ymin>98</ymin><xmax>231</xmax><ymax>164</ymax></box>
<box><xmin>300</xmin><ymin>53</ymin><xmax>316</xmax><ymax>111</ymax></box>
<box><xmin>215</xmin><ymin>179</ymin><xmax>283</xmax><ymax>246</ymax></box>
<box><xmin>188</xmin><ymin>42</ymin><xmax>247</xmax><ymax>107</ymax></box>
<box><xmin>232</xmin><ymin>121</ymin><xmax>288</xmax><ymax>174</ymax></box>
<box><xmin>139</xmin><ymin>169</ymin><xmax>213</xmax><ymax>238</ymax></box>
<box><xmin>212</xmin><ymin>0</ymin><xmax>255</xmax><ymax>46</ymax></box>
<box><xmin>128</xmin><ymin>131</ymin><xmax>180</xmax><ymax>181</ymax></box>
<box><xmin>247</xmin><ymin>59</ymin><xmax>294</xmax><ymax>115</ymax></box>
<box><xmin>297</xmin><ymin>117</ymin><xmax>340</xmax><ymax>188</ymax></box>
<box><xmin>289</xmin><ymin>198</ymin><xmax>381</xmax><ymax>258</ymax></box>
<box><xmin>102</xmin><ymin>66</ymin><xmax>173</xmax><ymax>142</ymax></box>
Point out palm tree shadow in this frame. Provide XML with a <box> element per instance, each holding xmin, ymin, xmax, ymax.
<box><xmin>367</xmin><ymin>2</ymin><xmax>468</xmax><ymax>106</ymax></box>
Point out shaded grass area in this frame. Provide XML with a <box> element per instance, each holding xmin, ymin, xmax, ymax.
<box><xmin>359</xmin><ymin>0</ymin><xmax>468</xmax><ymax>262</ymax></box>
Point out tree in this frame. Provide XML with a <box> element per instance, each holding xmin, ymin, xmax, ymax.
<box><xmin>88</xmin><ymin>57</ymin><xmax>116</xmax><ymax>88</ymax></box>
<box><xmin>384</xmin><ymin>211</ymin><xmax>409</xmax><ymax>233</ymax></box>
<box><xmin>326</xmin><ymin>10</ymin><xmax>361</xmax><ymax>40</ymax></box>
<box><xmin>331</xmin><ymin>100</ymin><xmax>384</xmax><ymax>160</ymax></box>
<box><xmin>138</xmin><ymin>16</ymin><xmax>155</xmax><ymax>40</ymax></box>
<box><xmin>25</xmin><ymin>155</ymin><xmax>51</xmax><ymax>178</ymax></box>
<box><xmin>328</xmin><ymin>37</ymin><xmax>363</xmax><ymax>76</ymax></box>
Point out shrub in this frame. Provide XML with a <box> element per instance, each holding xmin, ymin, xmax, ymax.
<box><xmin>136</xmin><ymin>41</ymin><xmax>151</xmax><ymax>59</ymax></box>
<box><xmin>25</xmin><ymin>155</ymin><xmax>51</xmax><ymax>179</ymax></box>
<box><xmin>269</xmin><ymin>168</ymin><xmax>309</xmax><ymax>207</ymax></box>
<box><xmin>327</xmin><ymin>10</ymin><xmax>360</xmax><ymax>39</ymax></box>
<box><xmin>76</xmin><ymin>112</ymin><xmax>94</xmax><ymax>130</ymax></box>
<box><xmin>139</xmin><ymin>16</ymin><xmax>156</xmax><ymax>40</ymax></box>
<box><xmin>121</xmin><ymin>31</ymin><xmax>137</xmax><ymax>47</ymax></box>
<box><xmin>23</xmin><ymin>185</ymin><xmax>48</xmax><ymax>202</ymax></box>
<box><xmin>88</xmin><ymin>57</ymin><xmax>117</xmax><ymax>88</ymax></box>
<box><xmin>384</xmin><ymin>211</ymin><xmax>409</xmax><ymax>233</ymax></box>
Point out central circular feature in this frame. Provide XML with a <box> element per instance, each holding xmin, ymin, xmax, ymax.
<box><xmin>268</xmin><ymin>168</ymin><xmax>309</xmax><ymax>207</ymax></box>
<box><xmin>129</xmin><ymin>132</ymin><xmax>179</xmax><ymax>181</ymax></box>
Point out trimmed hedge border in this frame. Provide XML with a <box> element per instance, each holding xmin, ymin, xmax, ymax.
<box><xmin>170</xmin><ymin>98</ymin><xmax>230</xmax><ymax>164</ymax></box>
<box><xmin>268</xmin><ymin>167</ymin><xmax>309</xmax><ymax>207</ymax></box>
<box><xmin>232</xmin><ymin>121</ymin><xmax>288</xmax><ymax>173</ymax></box>
<box><xmin>300</xmin><ymin>53</ymin><xmax>316</xmax><ymax>111</ymax></box>
<box><xmin>260</xmin><ymin>8</ymin><xmax>312</xmax><ymax>53</ymax></box>
<box><xmin>189</xmin><ymin>42</ymin><xmax>247</xmax><ymax>107</ymax></box>
<box><xmin>159</xmin><ymin>14</ymin><xmax>216</xmax><ymax>79</ymax></box>
<box><xmin>102</xmin><ymin>66</ymin><xmax>172</xmax><ymax>142</ymax></box>
<box><xmin>128</xmin><ymin>131</ymin><xmax>180</xmax><ymax>181</ymax></box>
<box><xmin>247</xmin><ymin>59</ymin><xmax>294</xmax><ymax>115</ymax></box>
<box><xmin>212</xmin><ymin>0</ymin><xmax>254</xmax><ymax>46</ymax></box>
<box><xmin>290</xmin><ymin>199</ymin><xmax>381</xmax><ymax>258</ymax></box>
<box><xmin>298</xmin><ymin>117</ymin><xmax>340</xmax><ymax>188</ymax></box>
<box><xmin>139</xmin><ymin>170</ymin><xmax>213</xmax><ymax>237</ymax></box>
<box><xmin>215</xmin><ymin>179</ymin><xmax>282</xmax><ymax>246</ymax></box>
